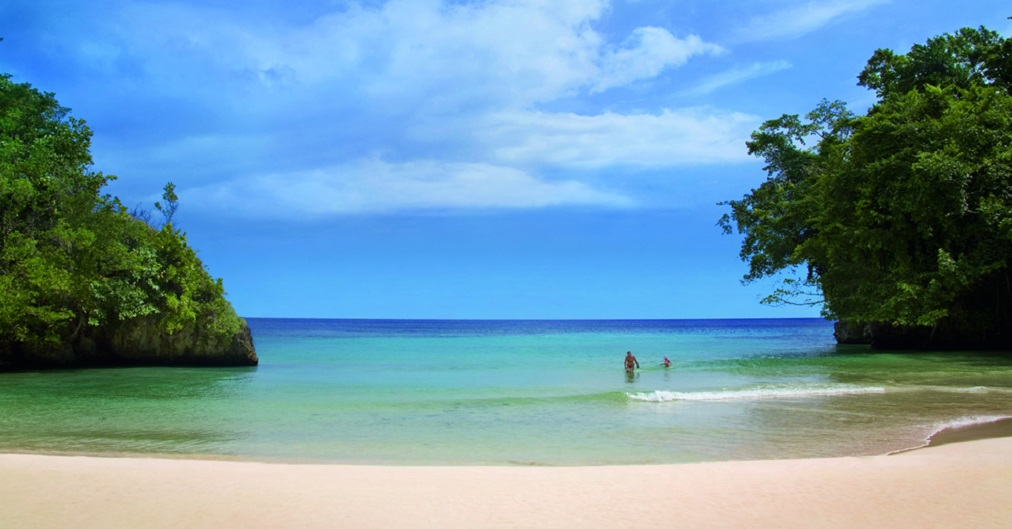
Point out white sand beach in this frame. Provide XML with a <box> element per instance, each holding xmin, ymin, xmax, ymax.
<box><xmin>1</xmin><ymin>436</ymin><xmax>1010</xmax><ymax>529</ymax></box>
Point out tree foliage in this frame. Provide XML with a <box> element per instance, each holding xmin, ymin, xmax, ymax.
<box><xmin>721</xmin><ymin>26</ymin><xmax>1012</xmax><ymax>347</ymax></box>
<box><xmin>0</xmin><ymin>73</ymin><xmax>243</xmax><ymax>356</ymax></box>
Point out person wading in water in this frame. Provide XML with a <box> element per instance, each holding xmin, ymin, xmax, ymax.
<box><xmin>624</xmin><ymin>351</ymin><xmax>640</xmax><ymax>373</ymax></box>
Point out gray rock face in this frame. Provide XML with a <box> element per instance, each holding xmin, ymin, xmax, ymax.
<box><xmin>834</xmin><ymin>320</ymin><xmax>1012</xmax><ymax>350</ymax></box>
<box><xmin>0</xmin><ymin>318</ymin><xmax>257</xmax><ymax>370</ymax></box>
<box><xmin>833</xmin><ymin>321</ymin><xmax>872</xmax><ymax>345</ymax></box>
<box><xmin>97</xmin><ymin>317</ymin><xmax>258</xmax><ymax>366</ymax></box>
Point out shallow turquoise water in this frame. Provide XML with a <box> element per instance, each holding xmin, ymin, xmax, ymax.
<box><xmin>1</xmin><ymin>318</ymin><xmax>1011</xmax><ymax>465</ymax></box>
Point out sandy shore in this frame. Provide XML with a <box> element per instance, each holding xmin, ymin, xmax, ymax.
<box><xmin>2</xmin><ymin>436</ymin><xmax>1010</xmax><ymax>529</ymax></box>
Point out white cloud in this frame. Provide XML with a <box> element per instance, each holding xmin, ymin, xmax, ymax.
<box><xmin>186</xmin><ymin>159</ymin><xmax>635</xmax><ymax>216</ymax></box>
<box><xmin>53</xmin><ymin>0</ymin><xmax>755</xmax><ymax>216</ymax></box>
<box><xmin>733</xmin><ymin>0</ymin><xmax>888</xmax><ymax>42</ymax></box>
<box><xmin>173</xmin><ymin>105</ymin><xmax>758</xmax><ymax>215</ymax></box>
<box><xmin>682</xmin><ymin>61</ymin><xmax>792</xmax><ymax>96</ymax></box>
<box><xmin>593</xmin><ymin>27</ymin><xmax>724</xmax><ymax>93</ymax></box>
<box><xmin>108</xmin><ymin>0</ymin><xmax>719</xmax><ymax>110</ymax></box>
<box><xmin>481</xmin><ymin>109</ymin><xmax>760</xmax><ymax>168</ymax></box>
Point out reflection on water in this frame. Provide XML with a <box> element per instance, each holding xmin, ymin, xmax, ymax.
<box><xmin>0</xmin><ymin>367</ymin><xmax>257</xmax><ymax>456</ymax></box>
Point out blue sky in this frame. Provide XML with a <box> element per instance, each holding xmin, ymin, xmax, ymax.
<box><xmin>3</xmin><ymin>0</ymin><xmax>1009</xmax><ymax>319</ymax></box>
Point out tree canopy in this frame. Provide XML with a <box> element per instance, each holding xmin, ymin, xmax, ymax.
<box><xmin>720</xmin><ymin>26</ymin><xmax>1012</xmax><ymax>348</ymax></box>
<box><xmin>0</xmin><ymin>73</ymin><xmax>244</xmax><ymax>362</ymax></box>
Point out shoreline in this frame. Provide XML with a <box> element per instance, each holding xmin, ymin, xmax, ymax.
<box><xmin>2</xmin><ymin>430</ymin><xmax>1011</xmax><ymax>528</ymax></box>
<box><xmin>3</xmin><ymin>414</ymin><xmax>1007</xmax><ymax>463</ymax></box>
<box><xmin>887</xmin><ymin>415</ymin><xmax>1012</xmax><ymax>455</ymax></box>
<box><xmin>925</xmin><ymin>416</ymin><xmax>1012</xmax><ymax>448</ymax></box>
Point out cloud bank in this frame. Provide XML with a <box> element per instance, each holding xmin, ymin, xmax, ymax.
<box><xmin>17</xmin><ymin>0</ymin><xmax>849</xmax><ymax>216</ymax></box>
<box><xmin>186</xmin><ymin>159</ymin><xmax>635</xmax><ymax>216</ymax></box>
<box><xmin>732</xmin><ymin>0</ymin><xmax>889</xmax><ymax>42</ymax></box>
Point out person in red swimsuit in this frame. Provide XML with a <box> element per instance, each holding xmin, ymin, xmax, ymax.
<box><xmin>624</xmin><ymin>351</ymin><xmax>640</xmax><ymax>372</ymax></box>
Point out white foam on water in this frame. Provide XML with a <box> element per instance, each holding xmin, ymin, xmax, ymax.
<box><xmin>626</xmin><ymin>384</ymin><xmax>886</xmax><ymax>402</ymax></box>
<box><xmin>947</xmin><ymin>386</ymin><xmax>1012</xmax><ymax>394</ymax></box>
<box><xmin>887</xmin><ymin>415</ymin><xmax>1012</xmax><ymax>455</ymax></box>
<box><xmin>927</xmin><ymin>414</ymin><xmax>1012</xmax><ymax>436</ymax></box>
<box><xmin>901</xmin><ymin>385</ymin><xmax>1012</xmax><ymax>396</ymax></box>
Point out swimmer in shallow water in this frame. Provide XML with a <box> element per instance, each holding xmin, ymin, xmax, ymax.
<box><xmin>662</xmin><ymin>356</ymin><xmax>671</xmax><ymax>368</ymax></box>
<box><xmin>624</xmin><ymin>351</ymin><xmax>639</xmax><ymax>372</ymax></box>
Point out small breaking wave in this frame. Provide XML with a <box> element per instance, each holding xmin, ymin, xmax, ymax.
<box><xmin>887</xmin><ymin>415</ymin><xmax>1012</xmax><ymax>455</ymax></box>
<box><xmin>925</xmin><ymin>385</ymin><xmax>1012</xmax><ymax>395</ymax></box>
<box><xmin>626</xmin><ymin>384</ymin><xmax>886</xmax><ymax>402</ymax></box>
<box><xmin>926</xmin><ymin>415</ymin><xmax>1012</xmax><ymax>437</ymax></box>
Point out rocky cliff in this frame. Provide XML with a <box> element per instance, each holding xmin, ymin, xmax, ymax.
<box><xmin>0</xmin><ymin>318</ymin><xmax>257</xmax><ymax>371</ymax></box>
<box><xmin>834</xmin><ymin>320</ymin><xmax>1012</xmax><ymax>350</ymax></box>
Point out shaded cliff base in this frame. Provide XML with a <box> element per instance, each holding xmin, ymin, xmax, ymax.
<box><xmin>834</xmin><ymin>321</ymin><xmax>1012</xmax><ymax>350</ymax></box>
<box><xmin>0</xmin><ymin>319</ymin><xmax>256</xmax><ymax>371</ymax></box>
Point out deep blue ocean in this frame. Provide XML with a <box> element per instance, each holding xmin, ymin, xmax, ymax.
<box><xmin>1</xmin><ymin>318</ymin><xmax>1011</xmax><ymax>465</ymax></box>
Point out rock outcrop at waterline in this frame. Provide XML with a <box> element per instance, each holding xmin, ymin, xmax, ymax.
<box><xmin>833</xmin><ymin>321</ymin><xmax>872</xmax><ymax>345</ymax></box>
<box><xmin>0</xmin><ymin>318</ymin><xmax>257</xmax><ymax>370</ymax></box>
<box><xmin>834</xmin><ymin>320</ymin><xmax>1012</xmax><ymax>350</ymax></box>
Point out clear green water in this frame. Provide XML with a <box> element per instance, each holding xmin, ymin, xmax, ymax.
<box><xmin>1</xmin><ymin>318</ymin><xmax>1011</xmax><ymax>465</ymax></box>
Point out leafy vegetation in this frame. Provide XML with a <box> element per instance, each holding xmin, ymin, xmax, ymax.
<box><xmin>0</xmin><ymin>73</ymin><xmax>244</xmax><ymax>361</ymax></box>
<box><xmin>720</xmin><ymin>27</ymin><xmax>1012</xmax><ymax>348</ymax></box>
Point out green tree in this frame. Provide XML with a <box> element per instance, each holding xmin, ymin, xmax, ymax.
<box><xmin>0</xmin><ymin>74</ymin><xmax>109</xmax><ymax>346</ymax></box>
<box><xmin>719</xmin><ymin>99</ymin><xmax>854</xmax><ymax>308</ymax></box>
<box><xmin>721</xmin><ymin>26</ymin><xmax>1012</xmax><ymax>348</ymax></box>
<box><xmin>857</xmin><ymin>26</ymin><xmax>1008</xmax><ymax>98</ymax></box>
<box><xmin>155</xmin><ymin>182</ymin><xmax>178</xmax><ymax>227</ymax></box>
<box><xmin>0</xmin><ymin>74</ymin><xmax>244</xmax><ymax>364</ymax></box>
